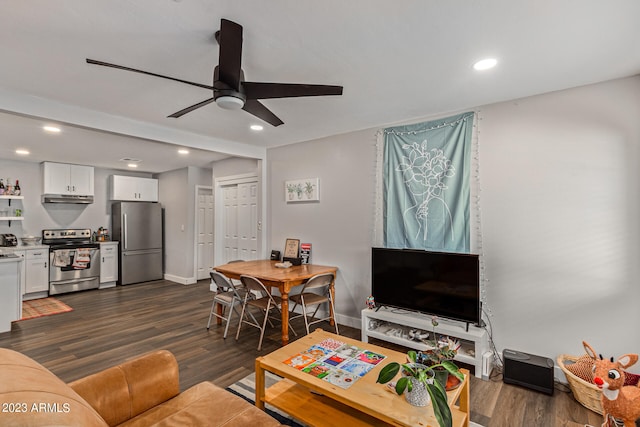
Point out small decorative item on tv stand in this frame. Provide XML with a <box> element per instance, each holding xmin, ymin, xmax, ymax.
<box><xmin>365</xmin><ymin>295</ymin><xmax>375</xmax><ymax>310</ymax></box>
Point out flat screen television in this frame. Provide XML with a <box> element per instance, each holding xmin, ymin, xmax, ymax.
<box><xmin>371</xmin><ymin>247</ymin><xmax>481</xmax><ymax>327</ymax></box>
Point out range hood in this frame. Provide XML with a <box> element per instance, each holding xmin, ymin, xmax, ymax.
<box><xmin>42</xmin><ymin>194</ymin><xmax>94</xmax><ymax>204</ymax></box>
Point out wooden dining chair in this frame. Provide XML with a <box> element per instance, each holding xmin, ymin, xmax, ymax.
<box><xmin>235</xmin><ymin>275</ymin><xmax>297</xmax><ymax>351</ymax></box>
<box><xmin>289</xmin><ymin>273</ymin><xmax>339</xmax><ymax>335</ymax></box>
<box><xmin>206</xmin><ymin>271</ymin><xmax>246</xmax><ymax>339</ymax></box>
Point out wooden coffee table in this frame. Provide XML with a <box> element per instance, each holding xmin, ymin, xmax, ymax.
<box><xmin>255</xmin><ymin>329</ymin><xmax>470</xmax><ymax>427</ymax></box>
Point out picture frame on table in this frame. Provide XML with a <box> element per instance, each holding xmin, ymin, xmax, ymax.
<box><xmin>284</xmin><ymin>238</ymin><xmax>300</xmax><ymax>259</ymax></box>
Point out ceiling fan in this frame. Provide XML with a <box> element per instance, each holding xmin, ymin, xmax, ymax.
<box><xmin>86</xmin><ymin>19</ymin><xmax>343</xmax><ymax>127</ymax></box>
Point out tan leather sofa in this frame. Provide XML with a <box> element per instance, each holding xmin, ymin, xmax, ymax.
<box><xmin>0</xmin><ymin>348</ymin><xmax>284</xmax><ymax>426</ymax></box>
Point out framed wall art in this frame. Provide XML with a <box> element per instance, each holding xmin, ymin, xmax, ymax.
<box><xmin>285</xmin><ymin>178</ymin><xmax>319</xmax><ymax>203</ymax></box>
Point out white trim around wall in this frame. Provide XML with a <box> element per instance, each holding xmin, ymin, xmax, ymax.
<box><xmin>164</xmin><ymin>273</ymin><xmax>197</xmax><ymax>285</ymax></box>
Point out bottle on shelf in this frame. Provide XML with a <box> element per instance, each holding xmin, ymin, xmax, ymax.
<box><xmin>0</xmin><ymin>179</ymin><xmax>4</xmax><ymax>195</ymax></box>
<box><xmin>5</xmin><ymin>178</ymin><xmax>12</xmax><ymax>196</ymax></box>
<box><xmin>13</xmin><ymin>180</ymin><xmax>21</xmax><ymax>196</ymax></box>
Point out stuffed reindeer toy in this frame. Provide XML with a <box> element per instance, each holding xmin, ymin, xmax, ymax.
<box><xmin>583</xmin><ymin>341</ymin><xmax>640</xmax><ymax>427</ymax></box>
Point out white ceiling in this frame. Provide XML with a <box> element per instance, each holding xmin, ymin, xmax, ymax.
<box><xmin>0</xmin><ymin>1</ymin><xmax>639</xmax><ymax>173</ymax></box>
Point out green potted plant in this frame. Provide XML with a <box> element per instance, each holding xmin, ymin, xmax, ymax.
<box><xmin>377</xmin><ymin>350</ymin><xmax>463</xmax><ymax>427</ymax></box>
<box><xmin>418</xmin><ymin>317</ymin><xmax>461</xmax><ymax>390</ymax></box>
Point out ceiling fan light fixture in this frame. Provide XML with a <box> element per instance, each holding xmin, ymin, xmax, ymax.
<box><xmin>215</xmin><ymin>95</ymin><xmax>245</xmax><ymax>110</ymax></box>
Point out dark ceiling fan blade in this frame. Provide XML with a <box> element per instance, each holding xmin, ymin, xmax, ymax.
<box><xmin>242</xmin><ymin>82</ymin><xmax>343</xmax><ymax>100</ymax></box>
<box><xmin>168</xmin><ymin>97</ymin><xmax>216</xmax><ymax>118</ymax></box>
<box><xmin>86</xmin><ymin>59</ymin><xmax>214</xmax><ymax>90</ymax></box>
<box><xmin>242</xmin><ymin>99</ymin><xmax>284</xmax><ymax>127</ymax></box>
<box><xmin>217</xmin><ymin>19</ymin><xmax>243</xmax><ymax>90</ymax></box>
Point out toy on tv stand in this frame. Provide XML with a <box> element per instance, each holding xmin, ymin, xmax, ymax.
<box><xmin>365</xmin><ymin>296</ymin><xmax>375</xmax><ymax>310</ymax></box>
<box><xmin>583</xmin><ymin>341</ymin><xmax>640</xmax><ymax>427</ymax></box>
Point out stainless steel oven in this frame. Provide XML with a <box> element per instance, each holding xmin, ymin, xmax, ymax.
<box><xmin>43</xmin><ymin>229</ymin><xmax>100</xmax><ymax>295</ymax></box>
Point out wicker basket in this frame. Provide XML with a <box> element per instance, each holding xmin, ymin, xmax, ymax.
<box><xmin>558</xmin><ymin>354</ymin><xmax>603</xmax><ymax>415</ymax></box>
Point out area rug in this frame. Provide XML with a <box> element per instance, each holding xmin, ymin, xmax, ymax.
<box><xmin>227</xmin><ymin>372</ymin><xmax>484</xmax><ymax>427</ymax></box>
<box><xmin>20</xmin><ymin>297</ymin><xmax>73</xmax><ymax>321</ymax></box>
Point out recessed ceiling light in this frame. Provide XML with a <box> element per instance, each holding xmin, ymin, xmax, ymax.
<box><xmin>43</xmin><ymin>125</ymin><xmax>61</xmax><ymax>133</ymax></box>
<box><xmin>473</xmin><ymin>58</ymin><xmax>498</xmax><ymax>71</ymax></box>
<box><xmin>15</xmin><ymin>149</ymin><xmax>29</xmax><ymax>155</ymax></box>
<box><xmin>178</xmin><ymin>149</ymin><xmax>189</xmax><ymax>154</ymax></box>
<box><xmin>127</xmin><ymin>163</ymin><xmax>138</xmax><ymax>168</ymax></box>
<box><xmin>250</xmin><ymin>124</ymin><xmax>264</xmax><ymax>131</ymax></box>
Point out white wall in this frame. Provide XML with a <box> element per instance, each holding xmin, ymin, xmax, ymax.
<box><xmin>267</xmin><ymin>76</ymin><xmax>640</xmax><ymax>371</ymax></box>
<box><xmin>478</xmin><ymin>76</ymin><xmax>640</xmax><ymax>366</ymax></box>
<box><xmin>268</xmin><ymin>131</ymin><xmax>377</xmax><ymax>323</ymax></box>
<box><xmin>212</xmin><ymin>157</ymin><xmax>258</xmax><ymax>178</ymax></box>
<box><xmin>159</xmin><ymin>168</ymin><xmax>189</xmax><ymax>282</ymax></box>
<box><xmin>158</xmin><ymin>166</ymin><xmax>213</xmax><ymax>283</ymax></box>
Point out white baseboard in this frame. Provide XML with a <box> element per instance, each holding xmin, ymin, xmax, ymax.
<box><xmin>335</xmin><ymin>313</ymin><xmax>362</xmax><ymax>329</ymax></box>
<box><xmin>163</xmin><ymin>274</ymin><xmax>197</xmax><ymax>285</ymax></box>
<box><xmin>288</xmin><ymin>308</ymin><xmax>361</xmax><ymax>331</ymax></box>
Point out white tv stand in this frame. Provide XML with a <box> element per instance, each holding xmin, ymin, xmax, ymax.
<box><xmin>361</xmin><ymin>307</ymin><xmax>492</xmax><ymax>380</ymax></box>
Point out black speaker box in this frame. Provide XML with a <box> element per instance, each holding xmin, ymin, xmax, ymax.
<box><xmin>503</xmin><ymin>349</ymin><xmax>554</xmax><ymax>395</ymax></box>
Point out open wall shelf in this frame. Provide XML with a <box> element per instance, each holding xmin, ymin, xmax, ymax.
<box><xmin>0</xmin><ymin>195</ymin><xmax>24</xmax><ymax>226</ymax></box>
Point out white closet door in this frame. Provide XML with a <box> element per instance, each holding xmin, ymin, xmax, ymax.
<box><xmin>215</xmin><ymin>175</ymin><xmax>260</xmax><ymax>266</ymax></box>
<box><xmin>222</xmin><ymin>185</ymin><xmax>239</xmax><ymax>262</ymax></box>
<box><xmin>196</xmin><ymin>188</ymin><xmax>214</xmax><ymax>280</ymax></box>
<box><xmin>237</xmin><ymin>182</ymin><xmax>258</xmax><ymax>261</ymax></box>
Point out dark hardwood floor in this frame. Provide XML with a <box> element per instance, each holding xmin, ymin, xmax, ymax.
<box><xmin>1</xmin><ymin>279</ymin><xmax>603</xmax><ymax>427</ymax></box>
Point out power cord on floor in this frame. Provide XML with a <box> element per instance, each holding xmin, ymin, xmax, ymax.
<box><xmin>481</xmin><ymin>308</ymin><xmax>504</xmax><ymax>379</ymax></box>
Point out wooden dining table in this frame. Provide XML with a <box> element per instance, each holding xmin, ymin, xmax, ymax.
<box><xmin>213</xmin><ymin>260</ymin><xmax>338</xmax><ymax>346</ymax></box>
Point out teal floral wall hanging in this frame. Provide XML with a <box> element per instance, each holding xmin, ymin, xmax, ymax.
<box><xmin>383</xmin><ymin>112</ymin><xmax>474</xmax><ymax>252</ymax></box>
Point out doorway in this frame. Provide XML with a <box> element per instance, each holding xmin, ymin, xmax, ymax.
<box><xmin>195</xmin><ymin>186</ymin><xmax>214</xmax><ymax>280</ymax></box>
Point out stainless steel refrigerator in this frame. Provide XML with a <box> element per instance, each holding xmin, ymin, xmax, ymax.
<box><xmin>112</xmin><ymin>202</ymin><xmax>164</xmax><ymax>285</ymax></box>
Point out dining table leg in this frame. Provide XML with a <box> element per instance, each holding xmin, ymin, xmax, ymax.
<box><xmin>280</xmin><ymin>291</ymin><xmax>290</xmax><ymax>345</ymax></box>
<box><xmin>329</xmin><ymin>280</ymin><xmax>336</xmax><ymax>327</ymax></box>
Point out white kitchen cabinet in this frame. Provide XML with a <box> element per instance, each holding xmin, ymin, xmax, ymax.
<box><xmin>99</xmin><ymin>241</ymin><xmax>118</xmax><ymax>288</ymax></box>
<box><xmin>15</xmin><ymin>247</ymin><xmax>50</xmax><ymax>300</ymax></box>
<box><xmin>0</xmin><ymin>257</ymin><xmax>22</xmax><ymax>332</ymax></box>
<box><xmin>42</xmin><ymin>162</ymin><xmax>94</xmax><ymax>196</ymax></box>
<box><xmin>109</xmin><ymin>175</ymin><xmax>158</xmax><ymax>202</ymax></box>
